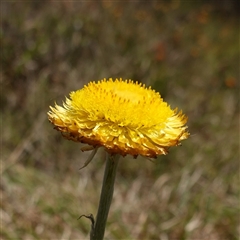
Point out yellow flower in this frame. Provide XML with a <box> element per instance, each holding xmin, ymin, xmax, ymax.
<box><xmin>48</xmin><ymin>78</ymin><xmax>189</xmax><ymax>158</ymax></box>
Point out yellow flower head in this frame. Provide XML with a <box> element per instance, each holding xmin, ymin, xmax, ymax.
<box><xmin>48</xmin><ymin>78</ymin><xmax>189</xmax><ymax>158</ymax></box>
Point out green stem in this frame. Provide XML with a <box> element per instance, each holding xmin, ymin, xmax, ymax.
<box><xmin>90</xmin><ymin>153</ymin><xmax>120</xmax><ymax>240</ymax></box>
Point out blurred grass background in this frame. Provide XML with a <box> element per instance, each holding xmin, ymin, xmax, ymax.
<box><xmin>1</xmin><ymin>1</ymin><xmax>239</xmax><ymax>239</ymax></box>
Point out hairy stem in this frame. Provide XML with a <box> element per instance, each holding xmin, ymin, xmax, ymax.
<box><xmin>90</xmin><ymin>153</ymin><xmax>120</xmax><ymax>240</ymax></box>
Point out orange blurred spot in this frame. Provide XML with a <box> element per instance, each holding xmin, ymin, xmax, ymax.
<box><xmin>190</xmin><ymin>47</ymin><xmax>200</xmax><ymax>58</ymax></box>
<box><xmin>197</xmin><ymin>7</ymin><xmax>209</xmax><ymax>24</ymax></box>
<box><xmin>225</xmin><ymin>77</ymin><xmax>237</xmax><ymax>88</ymax></box>
<box><xmin>155</xmin><ymin>42</ymin><xmax>166</xmax><ymax>61</ymax></box>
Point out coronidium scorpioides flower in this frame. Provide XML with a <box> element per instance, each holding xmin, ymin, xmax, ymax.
<box><xmin>48</xmin><ymin>78</ymin><xmax>189</xmax><ymax>158</ymax></box>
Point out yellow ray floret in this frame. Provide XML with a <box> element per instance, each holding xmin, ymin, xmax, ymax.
<box><xmin>48</xmin><ymin>78</ymin><xmax>189</xmax><ymax>158</ymax></box>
